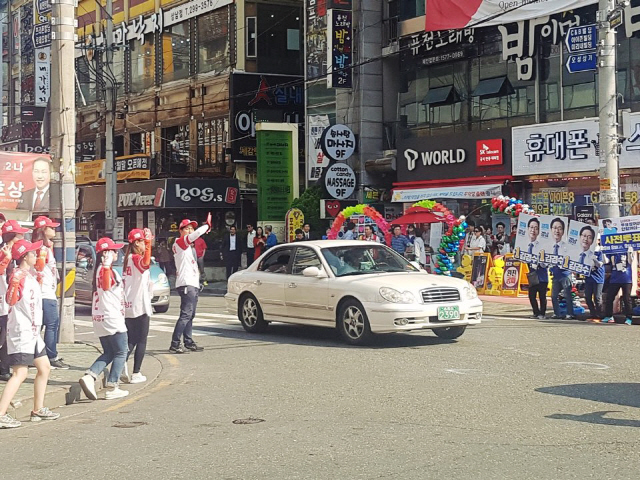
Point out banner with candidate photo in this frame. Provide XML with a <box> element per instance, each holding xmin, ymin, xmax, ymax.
<box><xmin>513</xmin><ymin>213</ymin><xmax>542</xmax><ymax>264</ymax></box>
<box><xmin>0</xmin><ymin>151</ymin><xmax>52</xmax><ymax>213</ymax></box>
<box><xmin>599</xmin><ymin>215</ymin><xmax>640</xmax><ymax>253</ymax></box>
<box><xmin>538</xmin><ymin>215</ymin><xmax>569</xmax><ymax>266</ymax></box>
<box><xmin>564</xmin><ymin>220</ymin><xmax>597</xmax><ymax>276</ymax></box>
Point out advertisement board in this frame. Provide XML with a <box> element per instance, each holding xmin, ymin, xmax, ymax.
<box><xmin>0</xmin><ymin>151</ymin><xmax>52</xmax><ymax>212</ymax></box>
<box><xmin>599</xmin><ymin>215</ymin><xmax>640</xmax><ymax>253</ymax></box>
<box><xmin>75</xmin><ymin>155</ymin><xmax>152</xmax><ymax>185</ymax></box>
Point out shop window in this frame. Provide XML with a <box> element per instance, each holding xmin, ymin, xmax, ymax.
<box><xmin>398</xmin><ymin>0</ymin><xmax>425</xmax><ymax>21</ymax></box>
<box><xmin>246</xmin><ymin>17</ymin><xmax>257</xmax><ymax>58</ymax></box>
<box><xmin>162</xmin><ymin>21</ymin><xmax>190</xmax><ymax>83</ymax></box>
<box><xmin>76</xmin><ymin>56</ymin><xmax>97</xmax><ymax>104</ymax></box>
<box><xmin>197</xmin><ymin>117</ymin><xmax>228</xmax><ymax>170</ymax></box>
<box><xmin>539</xmin><ymin>45</ymin><xmax>561</xmax><ymax>122</ymax></box>
<box><xmin>197</xmin><ymin>8</ymin><xmax>230</xmax><ymax>74</ymax></box>
<box><xmin>130</xmin><ymin>34</ymin><xmax>156</xmax><ymax>93</ymax></box>
<box><xmin>256</xmin><ymin>4</ymin><xmax>302</xmax><ymax>75</ymax></box>
<box><xmin>110</xmin><ymin>47</ymin><xmax>126</xmax><ymax>98</ymax></box>
<box><xmin>629</xmin><ymin>37</ymin><xmax>640</xmax><ymax>103</ymax></box>
<box><xmin>130</xmin><ymin>133</ymin><xmax>144</xmax><ymax>154</ymax></box>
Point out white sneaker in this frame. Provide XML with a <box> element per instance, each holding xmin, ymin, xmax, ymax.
<box><xmin>120</xmin><ymin>363</ymin><xmax>130</xmax><ymax>384</ymax></box>
<box><xmin>105</xmin><ymin>387</ymin><xmax>129</xmax><ymax>400</ymax></box>
<box><xmin>130</xmin><ymin>372</ymin><xmax>147</xmax><ymax>384</ymax></box>
<box><xmin>79</xmin><ymin>374</ymin><xmax>98</xmax><ymax>401</ymax></box>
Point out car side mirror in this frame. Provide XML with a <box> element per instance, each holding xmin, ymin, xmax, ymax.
<box><xmin>302</xmin><ymin>266</ymin><xmax>327</xmax><ymax>278</ymax></box>
<box><xmin>410</xmin><ymin>261</ymin><xmax>423</xmax><ymax>271</ymax></box>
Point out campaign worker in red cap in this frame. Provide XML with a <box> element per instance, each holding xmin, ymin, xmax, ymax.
<box><xmin>169</xmin><ymin>214</ymin><xmax>211</xmax><ymax>354</ymax></box>
<box><xmin>0</xmin><ymin>220</ymin><xmax>31</xmax><ymax>383</ymax></box>
<box><xmin>78</xmin><ymin>237</ymin><xmax>130</xmax><ymax>401</ymax></box>
<box><xmin>31</xmin><ymin>216</ymin><xmax>68</xmax><ymax>370</ymax></box>
<box><xmin>0</xmin><ymin>239</ymin><xmax>60</xmax><ymax>428</ymax></box>
<box><xmin>121</xmin><ymin>227</ymin><xmax>154</xmax><ymax>384</ymax></box>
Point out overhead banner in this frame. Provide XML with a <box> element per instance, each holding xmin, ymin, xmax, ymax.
<box><xmin>75</xmin><ymin>155</ymin><xmax>151</xmax><ymax>185</ymax></box>
<box><xmin>0</xmin><ymin>151</ymin><xmax>52</xmax><ymax>212</ymax></box>
<box><xmin>424</xmin><ymin>0</ymin><xmax>597</xmax><ymax>32</ymax></box>
<box><xmin>599</xmin><ymin>215</ymin><xmax>640</xmax><ymax>254</ymax></box>
<box><xmin>392</xmin><ymin>184</ymin><xmax>502</xmax><ymax>203</ymax></box>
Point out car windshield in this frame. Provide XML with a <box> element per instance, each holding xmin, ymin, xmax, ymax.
<box><xmin>321</xmin><ymin>245</ymin><xmax>419</xmax><ymax>277</ymax></box>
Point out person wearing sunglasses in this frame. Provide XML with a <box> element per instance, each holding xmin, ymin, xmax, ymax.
<box><xmin>465</xmin><ymin>226</ymin><xmax>487</xmax><ymax>255</ymax></box>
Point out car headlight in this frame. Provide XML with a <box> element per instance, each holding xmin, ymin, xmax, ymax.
<box><xmin>463</xmin><ymin>285</ymin><xmax>478</xmax><ymax>300</ymax></box>
<box><xmin>379</xmin><ymin>287</ymin><xmax>415</xmax><ymax>304</ymax></box>
<box><xmin>157</xmin><ymin>273</ymin><xmax>169</xmax><ymax>285</ymax></box>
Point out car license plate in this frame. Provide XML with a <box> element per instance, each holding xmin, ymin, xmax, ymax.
<box><xmin>437</xmin><ymin>306</ymin><xmax>460</xmax><ymax>321</ymax></box>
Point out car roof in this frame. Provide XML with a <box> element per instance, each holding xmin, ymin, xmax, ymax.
<box><xmin>279</xmin><ymin>240</ymin><xmax>379</xmax><ymax>248</ymax></box>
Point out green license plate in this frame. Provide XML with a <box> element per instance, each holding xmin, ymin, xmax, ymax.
<box><xmin>437</xmin><ymin>306</ymin><xmax>460</xmax><ymax>321</ymax></box>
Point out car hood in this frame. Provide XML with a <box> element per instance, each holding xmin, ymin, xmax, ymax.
<box><xmin>339</xmin><ymin>271</ymin><xmax>469</xmax><ymax>292</ymax></box>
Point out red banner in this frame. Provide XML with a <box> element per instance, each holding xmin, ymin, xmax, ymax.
<box><xmin>0</xmin><ymin>151</ymin><xmax>52</xmax><ymax>212</ymax></box>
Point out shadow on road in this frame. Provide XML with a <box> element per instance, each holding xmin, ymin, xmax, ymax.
<box><xmin>546</xmin><ymin>411</ymin><xmax>640</xmax><ymax>428</ymax></box>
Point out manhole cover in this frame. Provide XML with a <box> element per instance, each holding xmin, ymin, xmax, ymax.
<box><xmin>112</xmin><ymin>421</ymin><xmax>148</xmax><ymax>429</ymax></box>
<box><xmin>232</xmin><ymin>417</ymin><xmax>265</xmax><ymax>425</ymax></box>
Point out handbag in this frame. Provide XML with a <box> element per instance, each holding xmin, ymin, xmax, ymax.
<box><xmin>527</xmin><ymin>270</ymin><xmax>540</xmax><ymax>286</ymax></box>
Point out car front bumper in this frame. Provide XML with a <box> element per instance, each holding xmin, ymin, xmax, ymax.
<box><xmin>151</xmin><ymin>285</ymin><xmax>171</xmax><ymax>307</ymax></box>
<box><xmin>364</xmin><ymin>298</ymin><xmax>483</xmax><ymax>333</ymax></box>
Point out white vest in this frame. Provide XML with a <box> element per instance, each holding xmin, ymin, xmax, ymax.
<box><xmin>0</xmin><ymin>274</ymin><xmax>8</xmax><ymax>317</ymax></box>
<box><xmin>39</xmin><ymin>245</ymin><xmax>59</xmax><ymax>300</ymax></box>
<box><xmin>92</xmin><ymin>266</ymin><xmax>127</xmax><ymax>337</ymax></box>
<box><xmin>123</xmin><ymin>254</ymin><xmax>153</xmax><ymax>318</ymax></box>
<box><xmin>173</xmin><ymin>236</ymin><xmax>199</xmax><ymax>288</ymax></box>
<box><xmin>7</xmin><ymin>272</ymin><xmax>45</xmax><ymax>355</ymax></box>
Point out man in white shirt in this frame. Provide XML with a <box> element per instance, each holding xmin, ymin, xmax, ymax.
<box><xmin>550</xmin><ymin>217</ymin><xmax>568</xmax><ymax>256</ymax></box>
<box><xmin>575</xmin><ymin>225</ymin><xmax>596</xmax><ymax>266</ymax></box>
<box><xmin>302</xmin><ymin>223</ymin><xmax>313</xmax><ymax>241</ymax></box>
<box><xmin>222</xmin><ymin>225</ymin><xmax>242</xmax><ymax>278</ymax></box>
<box><xmin>170</xmin><ymin>217</ymin><xmax>210</xmax><ymax>354</ymax></box>
<box><xmin>245</xmin><ymin>224</ymin><xmax>256</xmax><ymax>266</ymax></box>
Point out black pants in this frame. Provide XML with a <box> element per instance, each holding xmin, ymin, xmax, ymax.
<box><xmin>226</xmin><ymin>262</ymin><xmax>239</xmax><ymax>279</ymax></box>
<box><xmin>171</xmin><ymin>286</ymin><xmax>199</xmax><ymax>348</ymax></box>
<box><xmin>125</xmin><ymin>314</ymin><xmax>150</xmax><ymax>373</ymax></box>
<box><xmin>0</xmin><ymin>315</ymin><xmax>9</xmax><ymax>375</ymax></box>
<box><xmin>584</xmin><ymin>282</ymin><xmax>603</xmax><ymax>318</ymax></box>
<box><xmin>246</xmin><ymin>248</ymin><xmax>255</xmax><ymax>266</ymax></box>
<box><xmin>604</xmin><ymin>283</ymin><xmax>633</xmax><ymax>318</ymax></box>
<box><xmin>528</xmin><ymin>282</ymin><xmax>548</xmax><ymax>316</ymax></box>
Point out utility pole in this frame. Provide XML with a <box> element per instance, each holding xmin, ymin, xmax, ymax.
<box><xmin>598</xmin><ymin>0</ymin><xmax>621</xmax><ymax>219</ymax></box>
<box><xmin>49</xmin><ymin>0</ymin><xmax>76</xmax><ymax>343</ymax></box>
<box><xmin>104</xmin><ymin>0</ymin><xmax>118</xmax><ymax>238</ymax></box>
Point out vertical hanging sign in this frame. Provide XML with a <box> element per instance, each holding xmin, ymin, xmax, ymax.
<box><xmin>326</xmin><ymin>8</ymin><xmax>352</xmax><ymax>89</ymax></box>
<box><xmin>33</xmin><ymin>0</ymin><xmax>51</xmax><ymax>107</ymax></box>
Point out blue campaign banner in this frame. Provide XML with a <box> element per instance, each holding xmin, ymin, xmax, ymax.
<box><xmin>599</xmin><ymin>215</ymin><xmax>640</xmax><ymax>253</ymax></box>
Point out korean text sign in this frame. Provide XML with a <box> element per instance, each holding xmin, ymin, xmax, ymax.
<box><xmin>599</xmin><ymin>215</ymin><xmax>640</xmax><ymax>253</ymax></box>
<box><xmin>257</xmin><ymin>129</ymin><xmax>295</xmax><ymax>222</ymax></box>
<box><xmin>327</xmin><ymin>9</ymin><xmax>352</xmax><ymax>88</ymax></box>
<box><xmin>0</xmin><ymin>152</ymin><xmax>51</xmax><ymax>212</ymax></box>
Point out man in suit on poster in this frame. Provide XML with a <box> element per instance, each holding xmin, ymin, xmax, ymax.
<box><xmin>19</xmin><ymin>157</ymin><xmax>51</xmax><ymax>212</ymax></box>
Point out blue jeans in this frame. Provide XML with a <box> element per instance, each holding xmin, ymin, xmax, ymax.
<box><xmin>42</xmin><ymin>299</ymin><xmax>60</xmax><ymax>359</ymax></box>
<box><xmin>171</xmin><ymin>286</ymin><xmax>199</xmax><ymax>348</ymax></box>
<box><xmin>552</xmin><ymin>276</ymin><xmax>574</xmax><ymax>316</ymax></box>
<box><xmin>87</xmin><ymin>332</ymin><xmax>129</xmax><ymax>385</ymax></box>
<box><xmin>584</xmin><ymin>282</ymin><xmax>603</xmax><ymax>318</ymax></box>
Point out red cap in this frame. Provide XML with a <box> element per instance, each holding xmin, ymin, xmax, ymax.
<box><xmin>11</xmin><ymin>239</ymin><xmax>43</xmax><ymax>260</ymax></box>
<box><xmin>96</xmin><ymin>237</ymin><xmax>125</xmax><ymax>253</ymax></box>
<box><xmin>0</xmin><ymin>213</ymin><xmax>6</xmax><ymax>221</ymax></box>
<box><xmin>34</xmin><ymin>216</ymin><xmax>60</xmax><ymax>229</ymax></box>
<box><xmin>128</xmin><ymin>229</ymin><xmax>144</xmax><ymax>243</ymax></box>
<box><xmin>179</xmin><ymin>219</ymin><xmax>198</xmax><ymax>230</ymax></box>
<box><xmin>2</xmin><ymin>220</ymin><xmax>31</xmax><ymax>235</ymax></box>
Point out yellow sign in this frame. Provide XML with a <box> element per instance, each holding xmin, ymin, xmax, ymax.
<box><xmin>600</xmin><ymin>178</ymin><xmax>611</xmax><ymax>190</ymax></box>
<box><xmin>76</xmin><ymin>155</ymin><xmax>151</xmax><ymax>185</ymax></box>
<box><xmin>285</xmin><ymin>208</ymin><xmax>304</xmax><ymax>242</ymax></box>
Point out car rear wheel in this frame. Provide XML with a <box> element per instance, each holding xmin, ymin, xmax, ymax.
<box><xmin>337</xmin><ymin>299</ymin><xmax>371</xmax><ymax>345</ymax></box>
<box><xmin>238</xmin><ymin>294</ymin><xmax>268</xmax><ymax>333</ymax></box>
<box><xmin>433</xmin><ymin>326</ymin><xmax>466</xmax><ymax>340</ymax></box>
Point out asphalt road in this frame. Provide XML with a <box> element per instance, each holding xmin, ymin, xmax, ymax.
<box><xmin>1</xmin><ymin>296</ymin><xmax>639</xmax><ymax>479</ymax></box>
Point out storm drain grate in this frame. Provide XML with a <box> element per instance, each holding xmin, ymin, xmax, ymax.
<box><xmin>232</xmin><ymin>417</ymin><xmax>265</xmax><ymax>425</ymax></box>
<box><xmin>112</xmin><ymin>421</ymin><xmax>148</xmax><ymax>428</ymax></box>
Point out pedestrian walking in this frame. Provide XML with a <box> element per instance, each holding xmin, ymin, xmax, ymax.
<box><xmin>194</xmin><ymin>236</ymin><xmax>208</xmax><ymax>286</ymax></box>
<box><xmin>122</xmin><ymin>228</ymin><xmax>154</xmax><ymax>384</ymax></box>
<box><xmin>245</xmin><ymin>224</ymin><xmax>256</xmax><ymax>264</ymax></box>
<box><xmin>78</xmin><ymin>237</ymin><xmax>130</xmax><ymax>401</ymax></box>
<box><xmin>170</xmin><ymin>217</ymin><xmax>210</xmax><ymax>354</ymax></box>
<box><xmin>551</xmin><ymin>264</ymin><xmax>574</xmax><ymax>320</ymax></box>
<box><xmin>602</xmin><ymin>247</ymin><xmax>634</xmax><ymax>325</ymax></box>
<box><xmin>528</xmin><ymin>264</ymin><xmax>549</xmax><ymax>319</ymax></box>
<box><xmin>31</xmin><ymin>216</ymin><xmax>68</xmax><ymax>369</ymax></box>
<box><xmin>252</xmin><ymin>226</ymin><xmax>267</xmax><ymax>261</ymax></box>
<box><xmin>584</xmin><ymin>248</ymin><xmax>604</xmax><ymax>321</ymax></box>
<box><xmin>0</xmin><ymin>239</ymin><xmax>60</xmax><ymax>428</ymax></box>
<box><xmin>390</xmin><ymin>226</ymin><xmax>411</xmax><ymax>254</ymax></box>
<box><xmin>0</xmin><ymin>221</ymin><xmax>31</xmax><ymax>383</ymax></box>
<box><xmin>222</xmin><ymin>225</ymin><xmax>242</xmax><ymax>278</ymax></box>
<box><xmin>265</xmin><ymin>225</ymin><xmax>278</xmax><ymax>250</ymax></box>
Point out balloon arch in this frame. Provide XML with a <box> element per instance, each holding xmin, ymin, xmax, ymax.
<box><xmin>327</xmin><ymin>201</ymin><xmax>468</xmax><ymax>276</ymax></box>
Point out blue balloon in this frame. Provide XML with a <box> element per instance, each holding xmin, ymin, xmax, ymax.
<box><xmin>462</xmin><ymin>222</ymin><xmax>468</xmax><ymax>229</ymax></box>
<box><xmin>517</xmin><ymin>200</ymin><xmax>523</xmax><ymax>204</ymax></box>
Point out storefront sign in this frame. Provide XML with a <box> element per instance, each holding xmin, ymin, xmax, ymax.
<box><xmin>477</xmin><ymin>139</ymin><xmax>503</xmax><ymax>166</ymax></box>
<box><xmin>285</xmin><ymin>208</ymin><xmax>304</xmax><ymax>242</ymax></box>
<box><xmin>327</xmin><ymin>9</ymin><xmax>352</xmax><ymax>88</ymax></box>
<box><xmin>80</xmin><ymin>180</ymin><xmax>166</xmax><ymax>212</ymax></box>
<box><xmin>75</xmin><ymin>155</ymin><xmax>151</xmax><ymax>185</ymax></box>
<box><xmin>599</xmin><ymin>215</ymin><xmax>640</xmax><ymax>253</ymax></box>
<box><xmin>321</xmin><ymin>124</ymin><xmax>355</xmax><ymax>161</ymax></box>
<box><xmin>320</xmin><ymin>199</ymin><xmax>359</xmax><ymax>219</ymax></box>
<box><xmin>324</xmin><ymin>163</ymin><xmax>356</xmax><ymax>200</ymax></box>
<box><xmin>230</xmin><ymin>73</ymin><xmax>304</xmax><ymax>162</ymax></box>
<box><xmin>164</xmin><ymin>0</ymin><xmax>232</xmax><ymax>26</ymax></box>
<box><xmin>575</xmin><ymin>205</ymin><xmax>595</xmax><ymax>224</ymax></box>
<box><xmin>307</xmin><ymin>115</ymin><xmax>331</xmax><ymax>181</ymax></box>
<box><xmin>404</xmin><ymin>148</ymin><xmax>465</xmax><ymax>170</ymax></box>
<box><xmin>256</xmin><ymin>128</ymin><xmax>296</xmax><ymax>222</ymax></box>
<box><xmin>306</xmin><ymin>0</ymin><xmax>328</xmax><ymax>80</ymax></box>
<box><xmin>392</xmin><ymin>184</ymin><xmax>502</xmax><ymax>203</ymax></box>
<box><xmin>164</xmin><ymin>178</ymin><xmax>239</xmax><ymax>208</ymax></box>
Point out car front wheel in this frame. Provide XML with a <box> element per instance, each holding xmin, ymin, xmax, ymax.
<box><xmin>433</xmin><ymin>326</ymin><xmax>466</xmax><ymax>340</ymax></box>
<box><xmin>337</xmin><ymin>299</ymin><xmax>371</xmax><ymax>345</ymax></box>
<box><xmin>238</xmin><ymin>294</ymin><xmax>268</xmax><ymax>333</ymax></box>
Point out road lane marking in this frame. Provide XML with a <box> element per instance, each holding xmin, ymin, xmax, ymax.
<box><xmin>104</xmin><ymin>380</ymin><xmax>172</xmax><ymax>412</ymax></box>
<box><xmin>74</xmin><ymin>319</ymin><xmax>220</xmax><ymax>337</ymax></box>
<box><xmin>558</xmin><ymin>361</ymin><xmax>610</xmax><ymax>370</ymax></box>
<box><xmin>162</xmin><ymin>354</ymin><xmax>180</xmax><ymax>367</ymax></box>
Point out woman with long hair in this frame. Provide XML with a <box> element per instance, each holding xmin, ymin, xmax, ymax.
<box><xmin>253</xmin><ymin>226</ymin><xmax>267</xmax><ymax>261</ymax></box>
<box><xmin>78</xmin><ymin>238</ymin><xmax>129</xmax><ymax>401</ymax></box>
<box><xmin>0</xmin><ymin>239</ymin><xmax>60</xmax><ymax>428</ymax></box>
<box><xmin>31</xmin><ymin>216</ymin><xmax>68</xmax><ymax>370</ymax></box>
<box><xmin>121</xmin><ymin>228</ymin><xmax>154</xmax><ymax>384</ymax></box>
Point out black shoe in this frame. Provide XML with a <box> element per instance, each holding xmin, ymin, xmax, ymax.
<box><xmin>0</xmin><ymin>373</ymin><xmax>11</xmax><ymax>382</ymax></box>
<box><xmin>169</xmin><ymin>345</ymin><xmax>186</xmax><ymax>354</ymax></box>
<box><xmin>50</xmin><ymin>358</ymin><xmax>70</xmax><ymax>369</ymax></box>
<box><xmin>551</xmin><ymin>315</ymin><xmax>562</xmax><ymax>319</ymax></box>
<box><xmin>184</xmin><ymin>343</ymin><xmax>204</xmax><ymax>352</ymax></box>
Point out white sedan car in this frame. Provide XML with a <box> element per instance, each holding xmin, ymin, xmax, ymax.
<box><xmin>225</xmin><ymin>240</ymin><xmax>482</xmax><ymax>345</ymax></box>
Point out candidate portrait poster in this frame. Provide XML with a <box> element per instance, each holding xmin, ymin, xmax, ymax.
<box><xmin>564</xmin><ymin>220</ymin><xmax>597</xmax><ymax>276</ymax></box>
<box><xmin>599</xmin><ymin>215</ymin><xmax>640</xmax><ymax>253</ymax></box>
<box><xmin>514</xmin><ymin>213</ymin><xmax>542</xmax><ymax>264</ymax></box>
<box><xmin>538</xmin><ymin>215</ymin><xmax>569</xmax><ymax>266</ymax></box>
<box><xmin>0</xmin><ymin>151</ymin><xmax>52</xmax><ymax>213</ymax></box>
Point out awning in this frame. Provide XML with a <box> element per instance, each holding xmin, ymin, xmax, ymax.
<box><xmin>472</xmin><ymin>77</ymin><xmax>514</xmax><ymax>99</ymax></box>
<box><xmin>394</xmin><ymin>207</ymin><xmax>445</xmax><ymax>225</ymax></box>
<box><xmin>392</xmin><ymin>183</ymin><xmax>502</xmax><ymax>203</ymax></box>
<box><xmin>421</xmin><ymin>86</ymin><xmax>460</xmax><ymax>106</ymax></box>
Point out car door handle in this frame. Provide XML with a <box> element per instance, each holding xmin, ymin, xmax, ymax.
<box><xmin>288</xmin><ymin>283</ymin><xmax>297</xmax><ymax>288</ymax></box>
<box><xmin>254</xmin><ymin>280</ymin><xmax>262</xmax><ymax>286</ymax></box>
